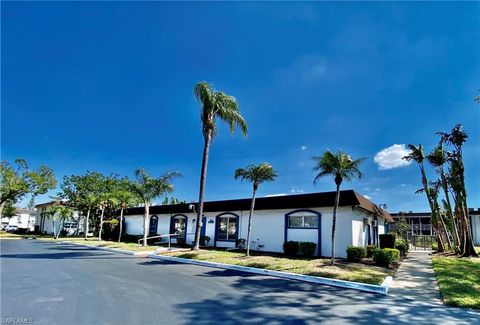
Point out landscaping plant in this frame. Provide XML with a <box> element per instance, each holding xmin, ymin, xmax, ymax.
<box><xmin>346</xmin><ymin>246</ymin><xmax>366</xmax><ymax>262</ymax></box>
<box><xmin>299</xmin><ymin>242</ymin><xmax>317</xmax><ymax>257</ymax></box>
<box><xmin>283</xmin><ymin>241</ymin><xmax>299</xmax><ymax>256</ymax></box>
<box><xmin>373</xmin><ymin>248</ymin><xmax>400</xmax><ymax>267</ymax></box>
<box><xmin>379</xmin><ymin>234</ymin><xmax>396</xmax><ymax>249</ymax></box>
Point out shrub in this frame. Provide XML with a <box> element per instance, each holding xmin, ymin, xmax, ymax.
<box><xmin>395</xmin><ymin>239</ymin><xmax>409</xmax><ymax>257</ymax></box>
<box><xmin>236</xmin><ymin>238</ymin><xmax>246</xmax><ymax>249</ymax></box>
<box><xmin>379</xmin><ymin>234</ymin><xmax>396</xmax><ymax>249</ymax></box>
<box><xmin>200</xmin><ymin>235</ymin><xmax>211</xmax><ymax>246</ymax></box>
<box><xmin>299</xmin><ymin>242</ymin><xmax>317</xmax><ymax>257</ymax></box>
<box><xmin>366</xmin><ymin>245</ymin><xmax>376</xmax><ymax>258</ymax></box>
<box><xmin>432</xmin><ymin>242</ymin><xmax>438</xmax><ymax>251</ymax></box>
<box><xmin>283</xmin><ymin>241</ymin><xmax>299</xmax><ymax>256</ymax></box>
<box><xmin>346</xmin><ymin>246</ymin><xmax>366</xmax><ymax>262</ymax></box>
<box><xmin>373</xmin><ymin>248</ymin><xmax>400</xmax><ymax>267</ymax></box>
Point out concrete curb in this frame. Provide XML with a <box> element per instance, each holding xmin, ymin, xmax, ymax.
<box><xmin>57</xmin><ymin>241</ymin><xmax>392</xmax><ymax>294</ymax></box>
<box><xmin>149</xmin><ymin>253</ymin><xmax>392</xmax><ymax>295</ymax></box>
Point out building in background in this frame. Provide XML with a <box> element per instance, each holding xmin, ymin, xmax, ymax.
<box><xmin>1</xmin><ymin>208</ymin><xmax>36</xmax><ymax>231</ymax></box>
<box><xmin>34</xmin><ymin>201</ymin><xmax>81</xmax><ymax>235</ymax></box>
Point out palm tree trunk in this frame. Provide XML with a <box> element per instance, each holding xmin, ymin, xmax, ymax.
<box><xmin>118</xmin><ymin>207</ymin><xmax>124</xmax><ymax>243</ymax></box>
<box><xmin>331</xmin><ymin>183</ymin><xmax>341</xmax><ymax>264</ymax></box>
<box><xmin>0</xmin><ymin>201</ymin><xmax>6</xmax><ymax>218</ymax></box>
<box><xmin>76</xmin><ymin>214</ymin><xmax>81</xmax><ymax>236</ymax></box>
<box><xmin>246</xmin><ymin>186</ymin><xmax>258</xmax><ymax>257</ymax></box>
<box><xmin>98</xmin><ymin>206</ymin><xmax>105</xmax><ymax>241</ymax></box>
<box><xmin>84</xmin><ymin>209</ymin><xmax>90</xmax><ymax>240</ymax></box>
<box><xmin>142</xmin><ymin>203</ymin><xmax>150</xmax><ymax>247</ymax></box>
<box><xmin>53</xmin><ymin>220</ymin><xmax>56</xmax><ymax>239</ymax></box>
<box><xmin>193</xmin><ymin>130</ymin><xmax>212</xmax><ymax>250</ymax></box>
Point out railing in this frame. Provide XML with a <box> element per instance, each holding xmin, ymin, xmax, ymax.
<box><xmin>408</xmin><ymin>235</ymin><xmax>436</xmax><ymax>251</ymax></box>
<box><xmin>138</xmin><ymin>233</ymin><xmax>178</xmax><ymax>249</ymax></box>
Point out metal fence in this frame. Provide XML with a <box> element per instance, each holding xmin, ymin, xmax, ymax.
<box><xmin>408</xmin><ymin>234</ymin><xmax>436</xmax><ymax>251</ymax></box>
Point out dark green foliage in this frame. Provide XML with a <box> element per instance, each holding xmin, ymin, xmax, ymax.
<box><xmin>236</xmin><ymin>238</ymin><xmax>246</xmax><ymax>249</ymax></box>
<box><xmin>373</xmin><ymin>248</ymin><xmax>400</xmax><ymax>266</ymax></box>
<box><xmin>395</xmin><ymin>239</ymin><xmax>409</xmax><ymax>257</ymax></box>
<box><xmin>200</xmin><ymin>235</ymin><xmax>211</xmax><ymax>246</ymax></box>
<box><xmin>299</xmin><ymin>242</ymin><xmax>317</xmax><ymax>257</ymax></box>
<box><xmin>366</xmin><ymin>245</ymin><xmax>376</xmax><ymax>258</ymax></box>
<box><xmin>283</xmin><ymin>241</ymin><xmax>299</xmax><ymax>256</ymax></box>
<box><xmin>346</xmin><ymin>246</ymin><xmax>366</xmax><ymax>262</ymax></box>
<box><xmin>122</xmin><ymin>234</ymin><xmax>143</xmax><ymax>243</ymax></box>
<box><xmin>379</xmin><ymin>233</ymin><xmax>396</xmax><ymax>249</ymax></box>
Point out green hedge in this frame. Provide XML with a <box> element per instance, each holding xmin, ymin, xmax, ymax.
<box><xmin>395</xmin><ymin>239</ymin><xmax>409</xmax><ymax>257</ymax></box>
<box><xmin>373</xmin><ymin>248</ymin><xmax>400</xmax><ymax>266</ymax></box>
<box><xmin>379</xmin><ymin>234</ymin><xmax>396</xmax><ymax>249</ymax></box>
<box><xmin>346</xmin><ymin>246</ymin><xmax>366</xmax><ymax>262</ymax></box>
<box><xmin>283</xmin><ymin>241</ymin><xmax>299</xmax><ymax>256</ymax></box>
<box><xmin>366</xmin><ymin>245</ymin><xmax>376</xmax><ymax>258</ymax></box>
<box><xmin>299</xmin><ymin>242</ymin><xmax>317</xmax><ymax>257</ymax></box>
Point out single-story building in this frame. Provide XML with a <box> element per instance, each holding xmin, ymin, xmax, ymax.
<box><xmin>123</xmin><ymin>190</ymin><xmax>393</xmax><ymax>258</ymax></box>
<box><xmin>1</xmin><ymin>209</ymin><xmax>36</xmax><ymax>231</ymax></box>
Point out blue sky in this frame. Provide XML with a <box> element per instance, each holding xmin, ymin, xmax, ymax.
<box><xmin>2</xmin><ymin>2</ymin><xmax>479</xmax><ymax>212</ymax></box>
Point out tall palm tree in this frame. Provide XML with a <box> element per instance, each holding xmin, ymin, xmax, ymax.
<box><xmin>97</xmin><ymin>192</ymin><xmax>115</xmax><ymax>241</ymax></box>
<box><xmin>312</xmin><ymin>150</ymin><xmax>365</xmax><ymax>264</ymax></box>
<box><xmin>192</xmin><ymin>81</ymin><xmax>248</xmax><ymax>250</ymax></box>
<box><xmin>131</xmin><ymin>169</ymin><xmax>181</xmax><ymax>247</ymax></box>
<box><xmin>79</xmin><ymin>193</ymin><xmax>99</xmax><ymax>240</ymax></box>
<box><xmin>234</xmin><ymin>163</ymin><xmax>278</xmax><ymax>256</ymax></box>
<box><xmin>112</xmin><ymin>188</ymin><xmax>139</xmax><ymax>243</ymax></box>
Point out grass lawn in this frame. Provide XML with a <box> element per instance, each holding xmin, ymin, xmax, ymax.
<box><xmin>161</xmin><ymin>249</ymin><xmax>394</xmax><ymax>285</ymax></box>
<box><xmin>432</xmin><ymin>256</ymin><xmax>480</xmax><ymax>309</ymax></box>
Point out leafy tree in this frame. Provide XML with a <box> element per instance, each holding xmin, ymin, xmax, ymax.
<box><xmin>234</xmin><ymin>163</ymin><xmax>278</xmax><ymax>256</ymax></box>
<box><xmin>2</xmin><ymin>200</ymin><xmax>17</xmax><ymax>219</ymax></box>
<box><xmin>192</xmin><ymin>81</ymin><xmax>248</xmax><ymax>250</ymax></box>
<box><xmin>312</xmin><ymin>150</ymin><xmax>365</xmax><ymax>264</ymax></box>
<box><xmin>0</xmin><ymin>159</ymin><xmax>56</xmax><ymax>216</ymax></box>
<box><xmin>47</xmin><ymin>205</ymin><xmax>74</xmax><ymax>239</ymax></box>
<box><xmin>131</xmin><ymin>169</ymin><xmax>181</xmax><ymax>246</ymax></box>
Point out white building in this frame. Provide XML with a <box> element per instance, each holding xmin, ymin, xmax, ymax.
<box><xmin>34</xmin><ymin>201</ymin><xmax>81</xmax><ymax>235</ymax></box>
<box><xmin>123</xmin><ymin>190</ymin><xmax>393</xmax><ymax>258</ymax></box>
<box><xmin>1</xmin><ymin>209</ymin><xmax>36</xmax><ymax>231</ymax></box>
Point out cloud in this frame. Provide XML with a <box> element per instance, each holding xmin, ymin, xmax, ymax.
<box><xmin>265</xmin><ymin>193</ymin><xmax>287</xmax><ymax>197</ymax></box>
<box><xmin>364</xmin><ymin>195</ymin><xmax>372</xmax><ymax>200</ymax></box>
<box><xmin>301</xmin><ymin>145</ymin><xmax>307</xmax><ymax>151</ymax></box>
<box><xmin>291</xmin><ymin>187</ymin><xmax>304</xmax><ymax>194</ymax></box>
<box><xmin>374</xmin><ymin>144</ymin><xmax>412</xmax><ymax>170</ymax></box>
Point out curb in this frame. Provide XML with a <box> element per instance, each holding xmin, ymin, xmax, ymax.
<box><xmin>57</xmin><ymin>241</ymin><xmax>392</xmax><ymax>294</ymax></box>
<box><xmin>149</xmin><ymin>254</ymin><xmax>392</xmax><ymax>295</ymax></box>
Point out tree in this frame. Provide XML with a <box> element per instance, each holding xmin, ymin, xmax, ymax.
<box><xmin>312</xmin><ymin>150</ymin><xmax>365</xmax><ymax>264</ymax></box>
<box><xmin>192</xmin><ymin>81</ymin><xmax>248</xmax><ymax>250</ymax></box>
<box><xmin>111</xmin><ymin>182</ymin><xmax>139</xmax><ymax>243</ymax></box>
<box><xmin>234</xmin><ymin>163</ymin><xmax>278</xmax><ymax>256</ymax></box>
<box><xmin>47</xmin><ymin>205</ymin><xmax>74</xmax><ymax>239</ymax></box>
<box><xmin>2</xmin><ymin>200</ymin><xmax>16</xmax><ymax>219</ymax></box>
<box><xmin>0</xmin><ymin>159</ymin><xmax>56</xmax><ymax>216</ymax></box>
<box><xmin>131</xmin><ymin>169</ymin><xmax>181</xmax><ymax>246</ymax></box>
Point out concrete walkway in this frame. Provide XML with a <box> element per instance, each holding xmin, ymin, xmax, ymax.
<box><xmin>389</xmin><ymin>250</ymin><xmax>442</xmax><ymax>304</ymax></box>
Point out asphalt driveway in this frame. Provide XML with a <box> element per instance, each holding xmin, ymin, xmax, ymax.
<box><xmin>1</xmin><ymin>240</ymin><xmax>478</xmax><ymax>324</ymax></box>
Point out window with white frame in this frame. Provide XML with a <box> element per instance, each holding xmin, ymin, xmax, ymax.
<box><xmin>288</xmin><ymin>214</ymin><xmax>318</xmax><ymax>228</ymax></box>
<box><xmin>217</xmin><ymin>215</ymin><xmax>237</xmax><ymax>240</ymax></box>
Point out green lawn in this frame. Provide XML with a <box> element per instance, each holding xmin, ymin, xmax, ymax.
<box><xmin>432</xmin><ymin>256</ymin><xmax>480</xmax><ymax>309</ymax></box>
<box><xmin>161</xmin><ymin>249</ymin><xmax>394</xmax><ymax>285</ymax></box>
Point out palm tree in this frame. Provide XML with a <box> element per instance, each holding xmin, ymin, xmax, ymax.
<box><xmin>312</xmin><ymin>150</ymin><xmax>365</xmax><ymax>264</ymax></box>
<box><xmin>192</xmin><ymin>81</ymin><xmax>248</xmax><ymax>250</ymax></box>
<box><xmin>97</xmin><ymin>192</ymin><xmax>115</xmax><ymax>241</ymax></box>
<box><xmin>131</xmin><ymin>169</ymin><xmax>181</xmax><ymax>247</ymax></box>
<box><xmin>79</xmin><ymin>193</ymin><xmax>99</xmax><ymax>240</ymax></box>
<box><xmin>234</xmin><ymin>163</ymin><xmax>278</xmax><ymax>256</ymax></box>
<box><xmin>48</xmin><ymin>205</ymin><xmax>74</xmax><ymax>239</ymax></box>
<box><xmin>112</xmin><ymin>188</ymin><xmax>139</xmax><ymax>243</ymax></box>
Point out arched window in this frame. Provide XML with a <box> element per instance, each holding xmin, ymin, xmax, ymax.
<box><xmin>216</xmin><ymin>213</ymin><xmax>238</xmax><ymax>241</ymax></box>
<box><xmin>170</xmin><ymin>215</ymin><xmax>187</xmax><ymax>239</ymax></box>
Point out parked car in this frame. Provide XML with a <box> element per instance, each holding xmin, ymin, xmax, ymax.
<box><xmin>5</xmin><ymin>225</ymin><xmax>18</xmax><ymax>232</ymax></box>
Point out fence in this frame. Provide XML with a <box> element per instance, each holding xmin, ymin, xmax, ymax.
<box><xmin>408</xmin><ymin>234</ymin><xmax>436</xmax><ymax>251</ymax></box>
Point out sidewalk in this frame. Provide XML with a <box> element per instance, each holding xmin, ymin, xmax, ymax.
<box><xmin>389</xmin><ymin>250</ymin><xmax>442</xmax><ymax>304</ymax></box>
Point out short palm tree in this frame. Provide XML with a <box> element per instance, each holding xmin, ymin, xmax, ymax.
<box><xmin>79</xmin><ymin>193</ymin><xmax>99</xmax><ymax>240</ymax></box>
<box><xmin>192</xmin><ymin>81</ymin><xmax>248</xmax><ymax>250</ymax></box>
<box><xmin>112</xmin><ymin>188</ymin><xmax>139</xmax><ymax>243</ymax></box>
<box><xmin>48</xmin><ymin>205</ymin><xmax>74</xmax><ymax>239</ymax></box>
<box><xmin>131</xmin><ymin>169</ymin><xmax>181</xmax><ymax>246</ymax></box>
<box><xmin>312</xmin><ymin>150</ymin><xmax>365</xmax><ymax>264</ymax></box>
<box><xmin>234</xmin><ymin>163</ymin><xmax>278</xmax><ymax>256</ymax></box>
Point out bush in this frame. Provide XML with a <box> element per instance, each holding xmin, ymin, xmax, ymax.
<box><xmin>346</xmin><ymin>246</ymin><xmax>366</xmax><ymax>262</ymax></box>
<box><xmin>236</xmin><ymin>238</ymin><xmax>246</xmax><ymax>249</ymax></box>
<box><xmin>432</xmin><ymin>242</ymin><xmax>438</xmax><ymax>251</ymax></box>
<box><xmin>395</xmin><ymin>239</ymin><xmax>409</xmax><ymax>257</ymax></box>
<box><xmin>373</xmin><ymin>248</ymin><xmax>400</xmax><ymax>267</ymax></box>
<box><xmin>122</xmin><ymin>234</ymin><xmax>143</xmax><ymax>243</ymax></box>
<box><xmin>379</xmin><ymin>234</ymin><xmax>396</xmax><ymax>249</ymax></box>
<box><xmin>366</xmin><ymin>245</ymin><xmax>376</xmax><ymax>258</ymax></box>
<box><xmin>299</xmin><ymin>242</ymin><xmax>317</xmax><ymax>257</ymax></box>
<box><xmin>283</xmin><ymin>241</ymin><xmax>299</xmax><ymax>256</ymax></box>
<box><xmin>200</xmin><ymin>235</ymin><xmax>211</xmax><ymax>246</ymax></box>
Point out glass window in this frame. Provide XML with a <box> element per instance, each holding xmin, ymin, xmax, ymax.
<box><xmin>288</xmin><ymin>214</ymin><xmax>318</xmax><ymax>228</ymax></box>
<box><xmin>173</xmin><ymin>216</ymin><xmax>186</xmax><ymax>239</ymax></box>
<box><xmin>217</xmin><ymin>215</ymin><xmax>237</xmax><ymax>240</ymax></box>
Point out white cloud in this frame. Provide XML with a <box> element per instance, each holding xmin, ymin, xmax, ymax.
<box><xmin>374</xmin><ymin>144</ymin><xmax>412</xmax><ymax>170</ymax></box>
<box><xmin>265</xmin><ymin>193</ymin><xmax>287</xmax><ymax>197</ymax></box>
<box><xmin>291</xmin><ymin>187</ymin><xmax>304</xmax><ymax>194</ymax></box>
<box><xmin>398</xmin><ymin>183</ymin><xmax>408</xmax><ymax>187</ymax></box>
<box><xmin>375</xmin><ymin>188</ymin><xmax>381</xmax><ymax>191</ymax></box>
<box><xmin>364</xmin><ymin>195</ymin><xmax>372</xmax><ymax>200</ymax></box>
<box><xmin>301</xmin><ymin>145</ymin><xmax>308</xmax><ymax>151</ymax></box>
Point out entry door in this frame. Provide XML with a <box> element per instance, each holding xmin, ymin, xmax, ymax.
<box><xmin>149</xmin><ymin>216</ymin><xmax>158</xmax><ymax>236</ymax></box>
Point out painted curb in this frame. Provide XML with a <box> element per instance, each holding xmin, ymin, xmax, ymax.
<box><xmin>57</xmin><ymin>241</ymin><xmax>392</xmax><ymax>294</ymax></box>
<box><xmin>149</xmin><ymin>254</ymin><xmax>392</xmax><ymax>295</ymax></box>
